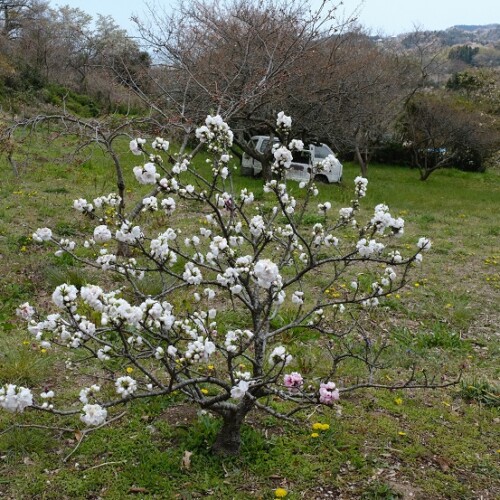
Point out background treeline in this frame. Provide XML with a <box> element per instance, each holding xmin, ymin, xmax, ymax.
<box><xmin>0</xmin><ymin>0</ymin><xmax>499</xmax><ymax>179</ymax></box>
<box><xmin>0</xmin><ymin>0</ymin><xmax>149</xmax><ymax>115</ymax></box>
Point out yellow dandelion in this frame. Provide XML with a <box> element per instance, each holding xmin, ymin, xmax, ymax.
<box><xmin>394</xmin><ymin>397</ymin><xmax>403</xmax><ymax>405</ymax></box>
<box><xmin>398</xmin><ymin>431</ymin><xmax>407</xmax><ymax>436</ymax></box>
<box><xmin>414</xmin><ymin>283</ymin><xmax>420</xmax><ymax>288</ymax></box>
<box><xmin>22</xmin><ymin>340</ymin><xmax>30</xmax><ymax>345</ymax></box>
<box><xmin>312</xmin><ymin>422</ymin><xmax>323</xmax><ymax>430</ymax></box>
<box><xmin>275</xmin><ymin>488</ymin><xmax>288</xmax><ymax>498</ymax></box>
<box><xmin>201</xmin><ymin>388</ymin><xmax>209</xmax><ymax>395</ymax></box>
<box><xmin>207</xmin><ymin>364</ymin><xmax>215</xmax><ymax>370</ymax></box>
<box><xmin>395</xmin><ymin>294</ymin><xmax>401</xmax><ymax>299</ymax></box>
<box><xmin>40</xmin><ymin>348</ymin><xmax>47</xmax><ymax>354</ymax></box>
<box><xmin>311</xmin><ymin>432</ymin><xmax>319</xmax><ymax>438</ymax></box>
<box><xmin>126</xmin><ymin>367</ymin><xmax>134</xmax><ymax>374</ymax></box>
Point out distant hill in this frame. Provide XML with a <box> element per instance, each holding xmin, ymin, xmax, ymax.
<box><xmin>452</xmin><ymin>24</ymin><xmax>500</xmax><ymax>32</ymax></box>
<box><xmin>441</xmin><ymin>24</ymin><xmax>500</xmax><ymax>46</ymax></box>
<box><xmin>381</xmin><ymin>24</ymin><xmax>500</xmax><ymax>69</ymax></box>
<box><xmin>390</xmin><ymin>24</ymin><xmax>500</xmax><ymax>47</ymax></box>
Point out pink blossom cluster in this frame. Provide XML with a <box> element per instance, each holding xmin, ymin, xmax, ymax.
<box><xmin>283</xmin><ymin>372</ymin><xmax>304</xmax><ymax>392</ymax></box>
<box><xmin>319</xmin><ymin>382</ymin><xmax>340</xmax><ymax>405</ymax></box>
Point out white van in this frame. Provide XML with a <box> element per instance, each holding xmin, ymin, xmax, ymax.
<box><xmin>241</xmin><ymin>135</ymin><xmax>343</xmax><ymax>183</ymax></box>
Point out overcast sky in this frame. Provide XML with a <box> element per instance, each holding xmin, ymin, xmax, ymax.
<box><xmin>56</xmin><ymin>0</ymin><xmax>499</xmax><ymax>36</ymax></box>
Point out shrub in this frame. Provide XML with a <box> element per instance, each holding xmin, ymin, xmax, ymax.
<box><xmin>3</xmin><ymin>113</ymin><xmax>447</xmax><ymax>456</ymax></box>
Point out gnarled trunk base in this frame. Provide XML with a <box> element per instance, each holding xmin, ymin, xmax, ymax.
<box><xmin>211</xmin><ymin>414</ymin><xmax>244</xmax><ymax>456</ymax></box>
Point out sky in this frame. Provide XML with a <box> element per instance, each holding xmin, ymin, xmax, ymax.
<box><xmin>56</xmin><ymin>0</ymin><xmax>499</xmax><ymax>36</ymax></box>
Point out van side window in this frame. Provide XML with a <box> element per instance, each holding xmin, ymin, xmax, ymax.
<box><xmin>292</xmin><ymin>150</ymin><xmax>311</xmax><ymax>164</ymax></box>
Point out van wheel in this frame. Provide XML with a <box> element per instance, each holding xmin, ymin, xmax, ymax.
<box><xmin>314</xmin><ymin>175</ymin><xmax>329</xmax><ymax>184</ymax></box>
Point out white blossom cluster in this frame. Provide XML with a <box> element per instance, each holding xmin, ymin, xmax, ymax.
<box><xmin>115</xmin><ymin>221</ymin><xmax>143</xmax><ymax>244</ymax></box>
<box><xmin>142</xmin><ymin>196</ymin><xmax>158</xmax><ymax>212</ymax></box>
<box><xmin>16</xmin><ymin>302</ymin><xmax>35</xmax><ymax>320</ymax></box>
<box><xmin>73</xmin><ymin>193</ymin><xmax>121</xmax><ymax>215</ymax></box>
<box><xmin>269</xmin><ymin>346</ymin><xmax>292</xmax><ymax>365</ymax></box>
<box><xmin>0</xmin><ymin>384</ymin><xmax>33</xmax><ymax>413</ymax></box>
<box><xmin>133</xmin><ymin>162</ymin><xmax>159</xmax><ymax>185</ymax></box>
<box><xmin>291</xmin><ymin>291</ymin><xmax>304</xmax><ymax>305</ymax></box>
<box><xmin>231</xmin><ymin>380</ymin><xmax>250</xmax><ymax>399</ymax></box>
<box><xmin>273</xmin><ymin>146</ymin><xmax>293</xmax><ymax>170</ymax></box>
<box><xmin>311</xmin><ymin>223</ymin><xmax>338</xmax><ymax>248</ymax></box>
<box><xmin>158</xmin><ymin>176</ymin><xmax>179</xmax><ymax>193</ymax></box>
<box><xmin>339</xmin><ymin>207</ymin><xmax>354</xmax><ymax>221</ymax></box>
<box><xmin>172</xmin><ymin>158</ymin><xmax>189</xmax><ymax>174</ymax></box>
<box><xmin>195</xmin><ymin>114</ymin><xmax>233</xmax><ymax>153</ymax></box>
<box><xmin>115</xmin><ymin>376</ymin><xmax>138</xmax><ymax>397</ymax></box>
<box><xmin>94</xmin><ymin>193</ymin><xmax>121</xmax><ymax>209</ymax></box>
<box><xmin>288</xmin><ymin>139</ymin><xmax>304</xmax><ymax>151</ymax></box>
<box><xmin>370</xmin><ymin>204</ymin><xmax>405</xmax><ymax>237</ymax></box>
<box><xmin>150</xmin><ymin>230</ymin><xmax>178</xmax><ymax>265</ymax></box>
<box><xmin>354</xmin><ymin>176</ymin><xmax>368</xmax><ymax>197</ymax></box>
<box><xmin>152</xmin><ymin>137</ymin><xmax>169</xmax><ymax>151</ymax></box>
<box><xmin>264</xmin><ymin>181</ymin><xmax>296</xmax><ymax>215</ymax></box>
<box><xmin>318</xmin><ymin>201</ymin><xmax>331</xmax><ymax>214</ymax></box>
<box><xmin>239</xmin><ymin>188</ymin><xmax>254</xmax><ymax>205</ymax></box>
<box><xmin>225</xmin><ymin>329</ymin><xmax>254</xmax><ymax>353</ymax></box>
<box><xmin>73</xmin><ymin>198</ymin><xmax>94</xmax><ymax>213</ymax></box>
<box><xmin>253</xmin><ymin>259</ymin><xmax>281</xmax><ymax>289</ymax></box>
<box><xmin>33</xmin><ymin>227</ymin><xmax>52</xmax><ymax>242</ymax></box>
<box><xmin>276</xmin><ymin>111</ymin><xmax>292</xmax><ymax>130</ymax></box>
<box><xmin>81</xmin><ymin>404</ymin><xmax>107</xmax><ymax>426</ymax></box>
<box><xmin>54</xmin><ymin>238</ymin><xmax>76</xmax><ymax>257</ymax></box>
<box><xmin>79</xmin><ymin>384</ymin><xmax>101</xmax><ymax>404</ymax></box>
<box><xmin>93</xmin><ymin>225</ymin><xmax>112</xmax><ymax>243</ymax></box>
<box><xmin>129</xmin><ymin>137</ymin><xmax>146</xmax><ymax>156</ymax></box>
<box><xmin>356</xmin><ymin>238</ymin><xmax>385</xmax><ymax>258</ymax></box>
<box><xmin>185</xmin><ymin>336</ymin><xmax>216</xmax><ymax>362</ymax></box>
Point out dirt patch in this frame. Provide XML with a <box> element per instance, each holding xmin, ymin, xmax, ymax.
<box><xmin>158</xmin><ymin>404</ymin><xmax>199</xmax><ymax>426</ymax></box>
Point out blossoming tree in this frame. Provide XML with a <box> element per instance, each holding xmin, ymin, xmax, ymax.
<box><xmin>4</xmin><ymin>113</ymin><xmax>444</xmax><ymax>456</ymax></box>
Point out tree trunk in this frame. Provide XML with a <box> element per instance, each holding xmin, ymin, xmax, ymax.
<box><xmin>419</xmin><ymin>168</ymin><xmax>432</xmax><ymax>181</ymax></box>
<box><xmin>211</xmin><ymin>412</ymin><xmax>245</xmax><ymax>456</ymax></box>
<box><xmin>262</xmin><ymin>160</ymin><xmax>273</xmax><ymax>182</ymax></box>
<box><xmin>355</xmin><ymin>145</ymin><xmax>368</xmax><ymax>177</ymax></box>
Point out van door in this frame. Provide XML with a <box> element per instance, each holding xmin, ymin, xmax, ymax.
<box><xmin>241</xmin><ymin>138</ymin><xmax>259</xmax><ymax>176</ymax></box>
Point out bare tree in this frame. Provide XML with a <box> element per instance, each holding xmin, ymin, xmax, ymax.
<box><xmin>400</xmin><ymin>94</ymin><xmax>500</xmax><ymax>180</ymax></box>
<box><xmin>132</xmin><ymin>0</ymin><xmax>353</xmax><ymax>179</ymax></box>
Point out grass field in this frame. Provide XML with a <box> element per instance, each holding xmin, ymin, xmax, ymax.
<box><xmin>0</xmin><ymin>134</ymin><xmax>499</xmax><ymax>499</ymax></box>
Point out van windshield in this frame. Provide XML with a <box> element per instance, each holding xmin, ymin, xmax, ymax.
<box><xmin>313</xmin><ymin>144</ymin><xmax>333</xmax><ymax>159</ymax></box>
<box><xmin>259</xmin><ymin>138</ymin><xmax>279</xmax><ymax>153</ymax></box>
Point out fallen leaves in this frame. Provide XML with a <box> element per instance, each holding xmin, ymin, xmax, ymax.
<box><xmin>181</xmin><ymin>450</ymin><xmax>193</xmax><ymax>470</ymax></box>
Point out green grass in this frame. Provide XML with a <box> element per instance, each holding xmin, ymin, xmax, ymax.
<box><xmin>0</xmin><ymin>133</ymin><xmax>499</xmax><ymax>498</ymax></box>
